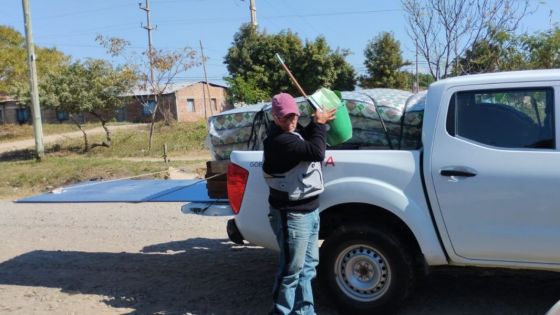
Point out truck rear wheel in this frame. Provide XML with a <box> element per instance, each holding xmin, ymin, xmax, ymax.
<box><xmin>319</xmin><ymin>224</ymin><xmax>415</xmax><ymax>314</ymax></box>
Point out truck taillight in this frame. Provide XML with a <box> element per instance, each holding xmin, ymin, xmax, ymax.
<box><xmin>227</xmin><ymin>163</ymin><xmax>249</xmax><ymax>214</ymax></box>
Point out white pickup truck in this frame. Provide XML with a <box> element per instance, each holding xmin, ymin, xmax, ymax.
<box><xmin>201</xmin><ymin>70</ymin><xmax>560</xmax><ymax>313</ymax></box>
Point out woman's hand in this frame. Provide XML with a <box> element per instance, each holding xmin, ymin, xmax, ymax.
<box><xmin>314</xmin><ymin>108</ymin><xmax>337</xmax><ymax>124</ymax></box>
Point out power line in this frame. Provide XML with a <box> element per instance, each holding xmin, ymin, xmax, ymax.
<box><xmin>262</xmin><ymin>0</ymin><xmax>319</xmax><ymax>39</ymax></box>
<box><xmin>33</xmin><ymin>3</ymin><xmax>132</xmax><ymax>20</ymax></box>
<box><xmin>152</xmin><ymin>0</ymin><xmax>208</xmax><ymax>4</ymax></box>
<box><xmin>34</xmin><ymin>42</ymin><xmax>146</xmax><ymax>50</ymax></box>
<box><xmin>133</xmin><ymin>8</ymin><xmax>404</xmax><ymax>26</ymax></box>
<box><xmin>37</xmin><ymin>25</ymin><xmax>138</xmax><ymax>39</ymax></box>
<box><xmin>31</xmin><ymin>8</ymin><xmax>404</xmax><ymax>39</ymax></box>
<box><xmin>172</xmin><ymin>79</ymin><xmax>226</xmax><ymax>82</ymax></box>
<box><xmin>265</xmin><ymin>9</ymin><xmax>402</xmax><ymax>19</ymax></box>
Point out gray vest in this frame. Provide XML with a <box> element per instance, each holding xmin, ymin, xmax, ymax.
<box><xmin>263</xmin><ymin>132</ymin><xmax>324</xmax><ymax>201</ymax></box>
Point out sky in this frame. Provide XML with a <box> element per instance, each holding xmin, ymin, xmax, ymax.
<box><xmin>4</xmin><ymin>0</ymin><xmax>559</xmax><ymax>87</ymax></box>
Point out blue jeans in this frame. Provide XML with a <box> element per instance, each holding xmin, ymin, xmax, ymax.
<box><xmin>268</xmin><ymin>207</ymin><xmax>320</xmax><ymax>315</ymax></box>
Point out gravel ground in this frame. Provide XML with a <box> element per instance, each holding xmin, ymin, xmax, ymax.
<box><xmin>0</xmin><ymin>201</ymin><xmax>559</xmax><ymax>315</ymax></box>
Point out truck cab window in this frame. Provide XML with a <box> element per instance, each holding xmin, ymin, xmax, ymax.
<box><xmin>446</xmin><ymin>88</ymin><xmax>555</xmax><ymax>149</ymax></box>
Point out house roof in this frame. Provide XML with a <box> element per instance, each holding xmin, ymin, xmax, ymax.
<box><xmin>0</xmin><ymin>94</ymin><xmax>15</xmax><ymax>103</ymax></box>
<box><xmin>126</xmin><ymin>81</ymin><xmax>228</xmax><ymax>96</ymax></box>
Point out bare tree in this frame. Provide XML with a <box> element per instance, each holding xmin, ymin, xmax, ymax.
<box><xmin>140</xmin><ymin>48</ymin><xmax>198</xmax><ymax>150</ymax></box>
<box><xmin>96</xmin><ymin>35</ymin><xmax>199</xmax><ymax>151</ymax></box>
<box><xmin>402</xmin><ymin>0</ymin><xmax>531</xmax><ymax>79</ymax></box>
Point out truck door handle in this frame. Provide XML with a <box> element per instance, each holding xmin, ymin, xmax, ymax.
<box><xmin>440</xmin><ymin>168</ymin><xmax>477</xmax><ymax>177</ymax></box>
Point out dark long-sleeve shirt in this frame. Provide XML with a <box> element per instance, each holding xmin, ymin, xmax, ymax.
<box><xmin>263</xmin><ymin>121</ymin><xmax>327</xmax><ymax>211</ymax></box>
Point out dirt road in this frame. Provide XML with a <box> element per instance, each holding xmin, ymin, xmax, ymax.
<box><xmin>0</xmin><ymin>124</ymin><xmax>144</xmax><ymax>154</ymax></box>
<box><xmin>0</xmin><ymin>201</ymin><xmax>558</xmax><ymax>314</ymax></box>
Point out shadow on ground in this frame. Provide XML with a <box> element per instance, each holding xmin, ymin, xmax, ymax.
<box><xmin>400</xmin><ymin>267</ymin><xmax>560</xmax><ymax>315</ymax></box>
<box><xmin>0</xmin><ymin>238</ymin><xmax>559</xmax><ymax>314</ymax></box>
<box><xmin>0</xmin><ymin>145</ymin><xmax>84</xmax><ymax>161</ymax></box>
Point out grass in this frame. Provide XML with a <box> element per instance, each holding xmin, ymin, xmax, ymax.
<box><xmin>0</xmin><ymin>122</ymin><xmax>128</xmax><ymax>142</ymax></box>
<box><xmin>0</xmin><ymin>157</ymin><xmax>207</xmax><ymax>200</ymax></box>
<box><xmin>0</xmin><ymin>120</ymin><xmax>211</xmax><ymax>200</ymax></box>
<box><xmin>40</xmin><ymin>121</ymin><xmax>209</xmax><ymax>158</ymax></box>
<box><xmin>87</xmin><ymin>121</ymin><xmax>208</xmax><ymax>158</ymax></box>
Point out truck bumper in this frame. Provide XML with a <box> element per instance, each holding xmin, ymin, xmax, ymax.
<box><xmin>181</xmin><ymin>202</ymin><xmax>233</xmax><ymax>216</ymax></box>
<box><xmin>227</xmin><ymin>219</ymin><xmax>245</xmax><ymax>244</ymax></box>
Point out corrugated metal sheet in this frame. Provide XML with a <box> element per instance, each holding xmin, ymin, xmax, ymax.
<box><xmin>16</xmin><ymin>179</ymin><xmax>225</xmax><ymax>203</ymax></box>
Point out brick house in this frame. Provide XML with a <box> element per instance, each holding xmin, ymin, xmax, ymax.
<box><xmin>0</xmin><ymin>94</ymin><xmax>111</xmax><ymax>125</ymax></box>
<box><xmin>124</xmin><ymin>81</ymin><xmax>231</xmax><ymax>122</ymax></box>
<box><xmin>0</xmin><ymin>81</ymin><xmax>230</xmax><ymax>125</ymax></box>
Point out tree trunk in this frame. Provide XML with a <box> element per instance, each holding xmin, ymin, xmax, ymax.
<box><xmin>90</xmin><ymin>111</ymin><xmax>112</xmax><ymax>147</ymax></box>
<box><xmin>148</xmin><ymin>115</ymin><xmax>156</xmax><ymax>151</ymax></box>
<box><xmin>70</xmin><ymin>114</ymin><xmax>89</xmax><ymax>152</ymax></box>
<box><xmin>147</xmin><ymin>94</ymin><xmax>159</xmax><ymax>151</ymax></box>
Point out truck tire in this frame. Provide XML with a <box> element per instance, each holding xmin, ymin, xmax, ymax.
<box><xmin>319</xmin><ymin>224</ymin><xmax>415</xmax><ymax>314</ymax></box>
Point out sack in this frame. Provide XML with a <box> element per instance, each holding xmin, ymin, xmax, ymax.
<box><xmin>264</xmin><ymin>161</ymin><xmax>324</xmax><ymax>201</ymax></box>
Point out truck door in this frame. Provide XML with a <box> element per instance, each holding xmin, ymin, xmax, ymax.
<box><xmin>430</xmin><ymin>85</ymin><xmax>560</xmax><ymax>264</ymax></box>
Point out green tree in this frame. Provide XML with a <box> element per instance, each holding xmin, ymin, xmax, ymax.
<box><xmin>225</xmin><ymin>75</ymin><xmax>269</xmax><ymax>105</ymax></box>
<box><xmin>224</xmin><ymin>24</ymin><xmax>356</xmax><ymax>104</ymax></box>
<box><xmin>520</xmin><ymin>27</ymin><xmax>560</xmax><ymax>69</ymax></box>
<box><xmin>330</xmin><ymin>50</ymin><xmax>357</xmax><ymax>91</ymax></box>
<box><xmin>403</xmin><ymin>71</ymin><xmax>435</xmax><ymax>91</ymax></box>
<box><xmin>457</xmin><ymin>27</ymin><xmax>559</xmax><ymax>74</ymax></box>
<box><xmin>417</xmin><ymin>72</ymin><xmax>436</xmax><ymax>90</ymax></box>
<box><xmin>42</xmin><ymin>59</ymin><xmax>138</xmax><ymax>151</ymax></box>
<box><xmin>0</xmin><ymin>25</ymin><xmax>69</xmax><ymax>100</ymax></box>
<box><xmin>360</xmin><ymin>32</ymin><xmax>411</xmax><ymax>89</ymax></box>
<box><xmin>456</xmin><ymin>29</ymin><xmax>525</xmax><ymax>74</ymax></box>
<box><xmin>0</xmin><ymin>26</ymin><xmax>26</xmax><ymax>95</ymax></box>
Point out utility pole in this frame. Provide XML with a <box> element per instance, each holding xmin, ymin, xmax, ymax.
<box><xmin>140</xmin><ymin>0</ymin><xmax>156</xmax><ymax>97</ymax></box>
<box><xmin>550</xmin><ymin>9</ymin><xmax>554</xmax><ymax>32</ymax></box>
<box><xmin>415</xmin><ymin>39</ymin><xmax>419</xmax><ymax>93</ymax></box>
<box><xmin>21</xmin><ymin>0</ymin><xmax>44</xmax><ymax>160</ymax></box>
<box><xmin>249</xmin><ymin>0</ymin><xmax>257</xmax><ymax>27</ymax></box>
<box><xmin>199</xmin><ymin>40</ymin><xmax>212</xmax><ymax>118</ymax></box>
<box><xmin>140</xmin><ymin>0</ymin><xmax>159</xmax><ymax>151</ymax></box>
<box><xmin>454</xmin><ymin>31</ymin><xmax>459</xmax><ymax>76</ymax></box>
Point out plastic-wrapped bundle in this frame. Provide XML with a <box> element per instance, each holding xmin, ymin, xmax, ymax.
<box><xmin>341</xmin><ymin>89</ymin><xmax>424</xmax><ymax>149</ymax></box>
<box><xmin>207</xmin><ymin>98</ymin><xmax>313</xmax><ymax>160</ymax></box>
<box><xmin>207</xmin><ymin>103</ymin><xmax>271</xmax><ymax>160</ymax></box>
<box><xmin>206</xmin><ymin>89</ymin><xmax>427</xmax><ymax>160</ymax></box>
<box><xmin>343</xmin><ymin>89</ymin><xmax>413</xmax><ymax>122</ymax></box>
<box><xmin>400</xmin><ymin>90</ymin><xmax>426</xmax><ymax>149</ymax></box>
<box><xmin>209</xmin><ymin>142</ymin><xmax>252</xmax><ymax>161</ymax></box>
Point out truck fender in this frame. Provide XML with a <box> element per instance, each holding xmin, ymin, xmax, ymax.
<box><xmin>320</xmin><ymin>177</ymin><xmax>447</xmax><ymax>265</ymax></box>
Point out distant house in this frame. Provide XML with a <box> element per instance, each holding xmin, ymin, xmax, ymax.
<box><xmin>0</xmin><ymin>81</ymin><xmax>230</xmax><ymax>125</ymax></box>
<box><xmin>0</xmin><ymin>94</ymin><xmax>50</xmax><ymax>125</ymax></box>
<box><xmin>0</xmin><ymin>94</ymin><xmax>85</xmax><ymax>125</ymax></box>
<box><xmin>0</xmin><ymin>94</ymin><xmax>21</xmax><ymax>124</ymax></box>
<box><xmin>124</xmin><ymin>81</ymin><xmax>231</xmax><ymax>123</ymax></box>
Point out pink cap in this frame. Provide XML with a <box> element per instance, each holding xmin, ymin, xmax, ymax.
<box><xmin>272</xmin><ymin>93</ymin><xmax>300</xmax><ymax>118</ymax></box>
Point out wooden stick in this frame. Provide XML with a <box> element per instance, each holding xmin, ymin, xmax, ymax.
<box><xmin>275</xmin><ymin>53</ymin><xmax>322</xmax><ymax>110</ymax></box>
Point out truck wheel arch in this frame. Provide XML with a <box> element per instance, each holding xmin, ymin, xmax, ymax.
<box><xmin>319</xmin><ymin>203</ymin><xmax>424</xmax><ymax>268</ymax></box>
<box><xmin>318</xmin><ymin>203</ymin><xmax>427</xmax><ymax>313</ymax></box>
